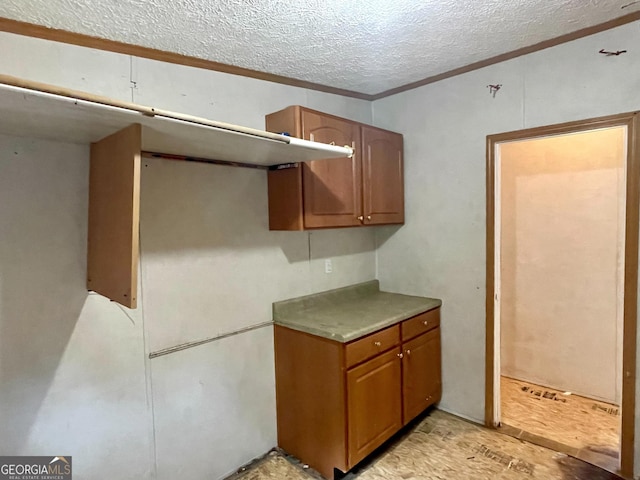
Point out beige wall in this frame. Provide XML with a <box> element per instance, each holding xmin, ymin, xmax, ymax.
<box><xmin>0</xmin><ymin>32</ymin><xmax>375</xmax><ymax>480</ymax></box>
<box><xmin>499</xmin><ymin>128</ymin><xmax>625</xmax><ymax>404</ymax></box>
<box><xmin>0</xmin><ymin>135</ymin><xmax>154</xmax><ymax>479</ymax></box>
<box><xmin>371</xmin><ymin>20</ymin><xmax>640</xmax><ymax>477</ymax></box>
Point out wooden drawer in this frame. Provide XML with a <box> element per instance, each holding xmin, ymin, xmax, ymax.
<box><xmin>401</xmin><ymin>308</ymin><xmax>440</xmax><ymax>342</ymax></box>
<box><xmin>345</xmin><ymin>325</ymin><xmax>400</xmax><ymax>368</ymax></box>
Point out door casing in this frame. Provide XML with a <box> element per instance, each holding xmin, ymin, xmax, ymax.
<box><xmin>485</xmin><ymin>112</ymin><xmax>640</xmax><ymax>479</ymax></box>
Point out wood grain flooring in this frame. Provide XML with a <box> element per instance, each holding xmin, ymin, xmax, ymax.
<box><xmin>226</xmin><ymin>409</ymin><xmax>622</xmax><ymax>480</ymax></box>
<box><xmin>500</xmin><ymin>377</ymin><xmax>620</xmax><ymax>474</ymax></box>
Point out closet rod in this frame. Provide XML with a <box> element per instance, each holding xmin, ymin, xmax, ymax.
<box><xmin>0</xmin><ymin>74</ymin><xmax>291</xmax><ymax>143</ymax></box>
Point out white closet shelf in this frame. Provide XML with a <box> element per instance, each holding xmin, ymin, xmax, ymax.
<box><xmin>0</xmin><ymin>76</ymin><xmax>356</xmax><ymax>309</ymax></box>
<box><xmin>0</xmin><ymin>75</ymin><xmax>353</xmax><ymax>166</ymax></box>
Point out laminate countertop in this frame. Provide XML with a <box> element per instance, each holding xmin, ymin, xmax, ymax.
<box><xmin>272</xmin><ymin>280</ymin><xmax>441</xmax><ymax>343</ymax></box>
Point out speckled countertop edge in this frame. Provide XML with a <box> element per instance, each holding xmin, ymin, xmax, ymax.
<box><xmin>273</xmin><ymin>280</ymin><xmax>442</xmax><ymax>343</ymax></box>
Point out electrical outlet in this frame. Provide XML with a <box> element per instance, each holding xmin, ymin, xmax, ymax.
<box><xmin>325</xmin><ymin>259</ymin><xmax>333</xmax><ymax>274</ymax></box>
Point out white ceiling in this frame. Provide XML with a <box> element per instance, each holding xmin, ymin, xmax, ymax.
<box><xmin>0</xmin><ymin>0</ymin><xmax>637</xmax><ymax>96</ymax></box>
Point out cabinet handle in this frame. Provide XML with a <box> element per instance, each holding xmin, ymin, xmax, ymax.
<box><xmin>397</xmin><ymin>353</ymin><xmax>404</xmax><ymax>359</ymax></box>
<box><xmin>423</xmin><ymin>320</ymin><xmax>429</xmax><ymax>326</ymax></box>
<box><xmin>406</xmin><ymin>349</ymin><xmax>411</xmax><ymax>356</ymax></box>
<box><xmin>357</xmin><ymin>215</ymin><xmax>364</xmax><ymax>222</ymax></box>
<box><xmin>374</xmin><ymin>341</ymin><xmax>382</xmax><ymax>347</ymax></box>
<box><xmin>367</xmin><ymin>215</ymin><xmax>372</xmax><ymax>221</ymax></box>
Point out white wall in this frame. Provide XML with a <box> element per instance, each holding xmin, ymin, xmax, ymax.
<box><xmin>0</xmin><ymin>32</ymin><xmax>376</xmax><ymax>479</ymax></box>
<box><xmin>499</xmin><ymin>129</ymin><xmax>625</xmax><ymax>404</ymax></box>
<box><xmin>372</xmin><ymin>20</ymin><xmax>640</xmax><ymax>475</ymax></box>
<box><xmin>0</xmin><ymin>135</ymin><xmax>154</xmax><ymax>479</ymax></box>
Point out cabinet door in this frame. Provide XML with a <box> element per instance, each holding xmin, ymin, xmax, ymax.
<box><xmin>347</xmin><ymin>347</ymin><xmax>402</xmax><ymax>467</ymax></box>
<box><xmin>361</xmin><ymin>126</ymin><xmax>404</xmax><ymax>225</ymax></box>
<box><xmin>402</xmin><ymin>328</ymin><xmax>441</xmax><ymax>424</ymax></box>
<box><xmin>301</xmin><ymin>110</ymin><xmax>362</xmax><ymax>228</ymax></box>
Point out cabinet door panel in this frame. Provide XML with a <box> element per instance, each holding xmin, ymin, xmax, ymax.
<box><xmin>347</xmin><ymin>348</ymin><xmax>402</xmax><ymax>467</ymax></box>
<box><xmin>302</xmin><ymin>110</ymin><xmax>362</xmax><ymax>228</ymax></box>
<box><xmin>361</xmin><ymin>126</ymin><xmax>404</xmax><ymax>225</ymax></box>
<box><xmin>402</xmin><ymin>328</ymin><xmax>441</xmax><ymax>424</ymax></box>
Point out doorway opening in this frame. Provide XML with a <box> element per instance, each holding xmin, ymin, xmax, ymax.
<box><xmin>485</xmin><ymin>113</ymin><xmax>640</xmax><ymax>479</ymax></box>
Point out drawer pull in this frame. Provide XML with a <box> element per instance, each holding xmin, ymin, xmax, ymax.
<box><xmin>374</xmin><ymin>341</ymin><xmax>382</xmax><ymax>347</ymax></box>
<box><xmin>397</xmin><ymin>353</ymin><xmax>404</xmax><ymax>359</ymax></box>
<box><xmin>423</xmin><ymin>320</ymin><xmax>429</xmax><ymax>326</ymax></box>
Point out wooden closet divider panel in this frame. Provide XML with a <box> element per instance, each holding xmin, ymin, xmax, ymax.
<box><xmin>87</xmin><ymin>124</ymin><xmax>141</xmax><ymax>308</ymax></box>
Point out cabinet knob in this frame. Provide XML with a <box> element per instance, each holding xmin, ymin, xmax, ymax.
<box><xmin>357</xmin><ymin>215</ymin><xmax>364</xmax><ymax>222</ymax></box>
<box><xmin>406</xmin><ymin>349</ymin><xmax>411</xmax><ymax>356</ymax></box>
<box><xmin>426</xmin><ymin>395</ymin><xmax>432</xmax><ymax>401</ymax></box>
<box><xmin>423</xmin><ymin>320</ymin><xmax>429</xmax><ymax>326</ymax></box>
<box><xmin>397</xmin><ymin>353</ymin><xmax>404</xmax><ymax>359</ymax></box>
<box><xmin>367</xmin><ymin>215</ymin><xmax>372</xmax><ymax>221</ymax></box>
<box><xmin>374</xmin><ymin>341</ymin><xmax>382</xmax><ymax>347</ymax></box>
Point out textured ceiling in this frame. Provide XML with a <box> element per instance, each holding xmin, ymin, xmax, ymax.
<box><xmin>0</xmin><ymin>0</ymin><xmax>638</xmax><ymax>95</ymax></box>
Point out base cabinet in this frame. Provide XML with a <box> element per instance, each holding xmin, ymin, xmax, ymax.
<box><xmin>274</xmin><ymin>307</ymin><xmax>441</xmax><ymax>479</ymax></box>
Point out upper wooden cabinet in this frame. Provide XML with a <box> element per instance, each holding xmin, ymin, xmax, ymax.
<box><xmin>266</xmin><ymin>106</ymin><xmax>404</xmax><ymax>230</ymax></box>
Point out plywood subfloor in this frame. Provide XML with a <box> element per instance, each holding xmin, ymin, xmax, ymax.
<box><xmin>500</xmin><ymin>377</ymin><xmax>620</xmax><ymax>473</ymax></box>
<box><xmin>226</xmin><ymin>410</ymin><xmax>622</xmax><ymax>480</ymax></box>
